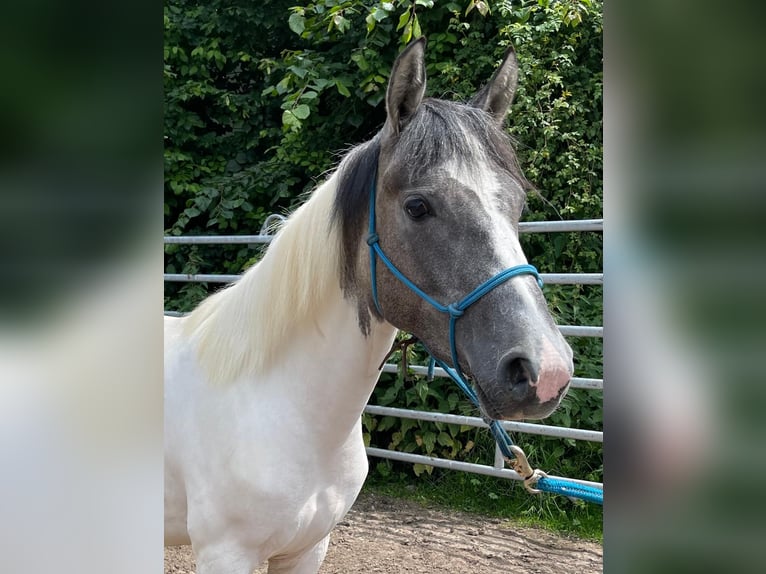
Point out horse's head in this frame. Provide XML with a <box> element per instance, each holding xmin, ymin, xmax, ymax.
<box><xmin>335</xmin><ymin>39</ymin><xmax>573</xmax><ymax>421</ymax></box>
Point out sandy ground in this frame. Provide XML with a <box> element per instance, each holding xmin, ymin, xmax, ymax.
<box><xmin>164</xmin><ymin>492</ymin><xmax>602</xmax><ymax>573</ymax></box>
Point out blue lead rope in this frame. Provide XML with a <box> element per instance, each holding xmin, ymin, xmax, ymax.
<box><xmin>536</xmin><ymin>477</ymin><xmax>604</xmax><ymax>505</ymax></box>
<box><xmin>367</xmin><ymin>172</ymin><xmax>603</xmax><ymax>506</ymax></box>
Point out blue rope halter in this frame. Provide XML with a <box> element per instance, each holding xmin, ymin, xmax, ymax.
<box><xmin>366</xmin><ymin>172</ymin><xmax>603</xmax><ymax>505</ymax></box>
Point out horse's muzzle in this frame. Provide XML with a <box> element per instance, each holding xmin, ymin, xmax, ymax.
<box><xmin>492</xmin><ymin>336</ymin><xmax>573</xmax><ymax>420</ymax></box>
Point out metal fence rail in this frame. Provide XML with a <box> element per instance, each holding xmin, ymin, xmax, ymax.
<box><xmin>365</xmin><ymin>447</ymin><xmax>603</xmax><ymax>487</ymax></box>
<box><xmin>164</xmin><ymin>271</ymin><xmax>603</xmax><ymax>286</ymax></box>
<box><xmin>162</xmin><ymin>219</ymin><xmax>603</xmax><ymax>246</ymax></box>
<box><xmin>164</xmin><ymin>218</ymin><xmax>603</xmax><ymax>489</ymax></box>
<box><xmin>379</xmin><ymin>363</ymin><xmax>604</xmax><ymax>391</ymax></box>
<box><xmin>165</xmin><ymin>307</ymin><xmax>602</xmax><ymax>340</ymax></box>
<box><xmin>363</xmin><ymin>405</ymin><xmax>603</xmax><ymax>443</ymax></box>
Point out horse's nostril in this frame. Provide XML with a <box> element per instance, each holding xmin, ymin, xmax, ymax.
<box><xmin>498</xmin><ymin>354</ymin><xmax>539</xmax><ymax>400</ymax></box>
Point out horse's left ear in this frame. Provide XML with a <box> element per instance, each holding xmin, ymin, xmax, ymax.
<box><xmin>469</xmin><ymin>46</ymin><xmax>519</xmax><ymax>124</ymax></box>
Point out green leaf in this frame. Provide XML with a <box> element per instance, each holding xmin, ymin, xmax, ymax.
<box><xmin>288</xmin><ymin>65</ymin><xmax>308</xmax><ymax>79</ymax></box>
<box><xmin>403</xmin><ymin>21</ymin><xmax>413</xmax><ymax>43</ymax></box>
<box><xmin>281</xmin><ymin>109</ymin><xmax>301</xmax><ymax>129</ymax></box>
<box><xmin>292</xmin><ymin>104</ymin><xmax>310</xmax><ymax>120</ymax></box>
<box><xmin>396</xmin><ymin>11</ymin><xmax>410</xmax><ymax>31</ymax></box>
<box><xmin>376</xmin><ymin>461</ymin><xmax>391</xmax><ymax>477</ymax></box>
<box><xmin>415</xmin><ymin>381</ymin><xmax>428</xmax><ymax>402</ymax></box>
<box><xmin>335</xmin><ymin>81</ymin><xmax>351</xmax><ymax>97</ymax></box>
<box><xmin>275</xmin><ymin>77</ymin><xmax>291</xmax><ymax>95</ymax></box>
<box><xmin>422</xmin><ymin>431</ymin><xmax>436</xmax><ymax>453</ymax></box>
<box><xmin>400</xmin><ymin>418</ymin><xmax>417</xmax><ymax>435</ymax></box>
<box><xmin>371</xmin><ymin>6</ymin><xmax>389</xmax><ymax>22</ymax></box>
<box><xmin>333</xmin><ymin>14</ymin><xmax>350</xmax><ymax>33</ymax></box>
<box><xmin>312</xmin><ymin>78</ymin><xmax>330</xmax><ymax>90</ymax></box>
<box><xmin>288</xmin><ymin>13</ymin><xmax>305</xmax><ymax>36</ymax></box>
<box><xmin>437</xmin><ymin>432</ymin><xmax>453</xmax><ymax>447</ymax></box>
<box><xmin>379</xmin><ymin>384</ymin><xmax>400</xmax><ymax>404</ymax></box>
<box><xmin>377</xmin><ymin>416</ymin><xmax>396</xmax><ymax>432</ymax></box>
<box><xmin>351</xmin><ymin>52</ymin><xmax>369</xmax><ymax>71</ymax></box>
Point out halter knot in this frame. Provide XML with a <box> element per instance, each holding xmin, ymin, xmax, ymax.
<box><xmin>446</xmin><ymin>304</ymin><xmax>464</xmax><ymax>318</ymax></box>
<box><xmin>366</xmin><ymin>233</ymin><xmax>379</xmax><ymax>246</ymax></box>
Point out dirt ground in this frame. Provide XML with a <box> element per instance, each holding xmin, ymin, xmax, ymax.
<box><xmin>164</xmin><ymin>492</ymin><xmax>602</xmax><ymax>573</ymax></box>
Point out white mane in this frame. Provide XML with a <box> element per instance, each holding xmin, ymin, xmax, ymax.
<box><xmin>183</xmin><ymin>172</ymin><xmax>342</xmax><ymax>385</ymax></box>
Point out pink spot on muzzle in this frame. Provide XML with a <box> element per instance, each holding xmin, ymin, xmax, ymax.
<box><xmin>533</xmin><ymin>336</ymin><xmax>573</xmax><ymax>403</ymax></box>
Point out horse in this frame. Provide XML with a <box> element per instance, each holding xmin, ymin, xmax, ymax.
<box><xmin>164</xmin><ymin>38</ymin><xmax>574</xmax><ymax>574</ymax></box>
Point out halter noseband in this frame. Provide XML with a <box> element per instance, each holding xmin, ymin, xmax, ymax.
<box><xmin>365</xmin><ymin>171</ymin><xmax>543</xmax><ymax>448</ymax></box>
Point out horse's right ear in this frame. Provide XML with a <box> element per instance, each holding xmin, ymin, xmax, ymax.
<box><xmin>386</xmin><ymin>38</ymin><xmax>427</xmax><ymax>135</ymax></box>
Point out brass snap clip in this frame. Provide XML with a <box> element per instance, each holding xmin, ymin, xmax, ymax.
<box><xmin>507</xmin><ymin>445</ymin><xmax>548</xmax><ymax>495</ymax></box>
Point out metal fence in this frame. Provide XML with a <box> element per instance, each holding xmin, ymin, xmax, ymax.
<box><xmin>164</xmin><ymin>218</ymin><xmax>603</xmax><ymax>489</ymax></box>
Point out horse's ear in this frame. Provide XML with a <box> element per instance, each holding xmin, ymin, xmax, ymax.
<box><xmin>386</xmin><ymin>38</ymin><xmax>427</xmax><ymax>135</ymax></box>
<box><xmin>469</xmin><ymin>46</ymin><xmax>519</xmax><ymax>124</ymax></box>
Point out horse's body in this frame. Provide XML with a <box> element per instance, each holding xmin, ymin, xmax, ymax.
<box><xmin>165</xmin><ymin>40</ymin><xmax>573</xmax><ymax>573</ymax></box>
<box><xmin>165</xmin><ymin>176</ymin><xmax>397</xmax><ymax>572</ymax></box>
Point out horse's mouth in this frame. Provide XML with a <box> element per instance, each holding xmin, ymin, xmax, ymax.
<box><xmin>473</xmin><ymin>378</ymin><xmax>569</xmax><ymax>422</ymax></box>
<box><xmin>461</xmin><ymin>366</ymin><xmax>524</xmax><ymax>421</ymax></box>
<box><xmin>473</xmin><ymin>379</ymin><xmax>516</xmax><ymax>421</ymax></box>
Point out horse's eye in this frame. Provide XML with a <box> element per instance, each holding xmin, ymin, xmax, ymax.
<box><xmin>404</xmin><ymin>197</ymin><xmax>430</xmax><ymax>220</ymax></box>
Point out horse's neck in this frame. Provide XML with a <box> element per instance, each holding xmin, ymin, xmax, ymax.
<box><xmin>271</xmin><ymin>291</ymin><xmax>397</xmax><ymax>441</ymax></box>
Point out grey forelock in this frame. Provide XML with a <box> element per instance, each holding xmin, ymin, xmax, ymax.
<box><xmin>388</xmin><ymin>99</ymin><xmax>530</xmax><ymax>191</ymax></box>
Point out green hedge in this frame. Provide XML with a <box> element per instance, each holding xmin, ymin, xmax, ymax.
<box><xmin>164</xmin><ymin>0</ymin><xmax>602</xmax><ymax>488</ymax></box>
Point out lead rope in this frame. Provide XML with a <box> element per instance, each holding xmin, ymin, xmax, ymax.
<box><xmin>430</xmin><ymin>353</ymin><xmax>603</xmax><ymax>505</ymax></box>
<box><xmin>368</xmin><ymin>171</ymin><xmax>603</xmax><ymax>505</ymax></box>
